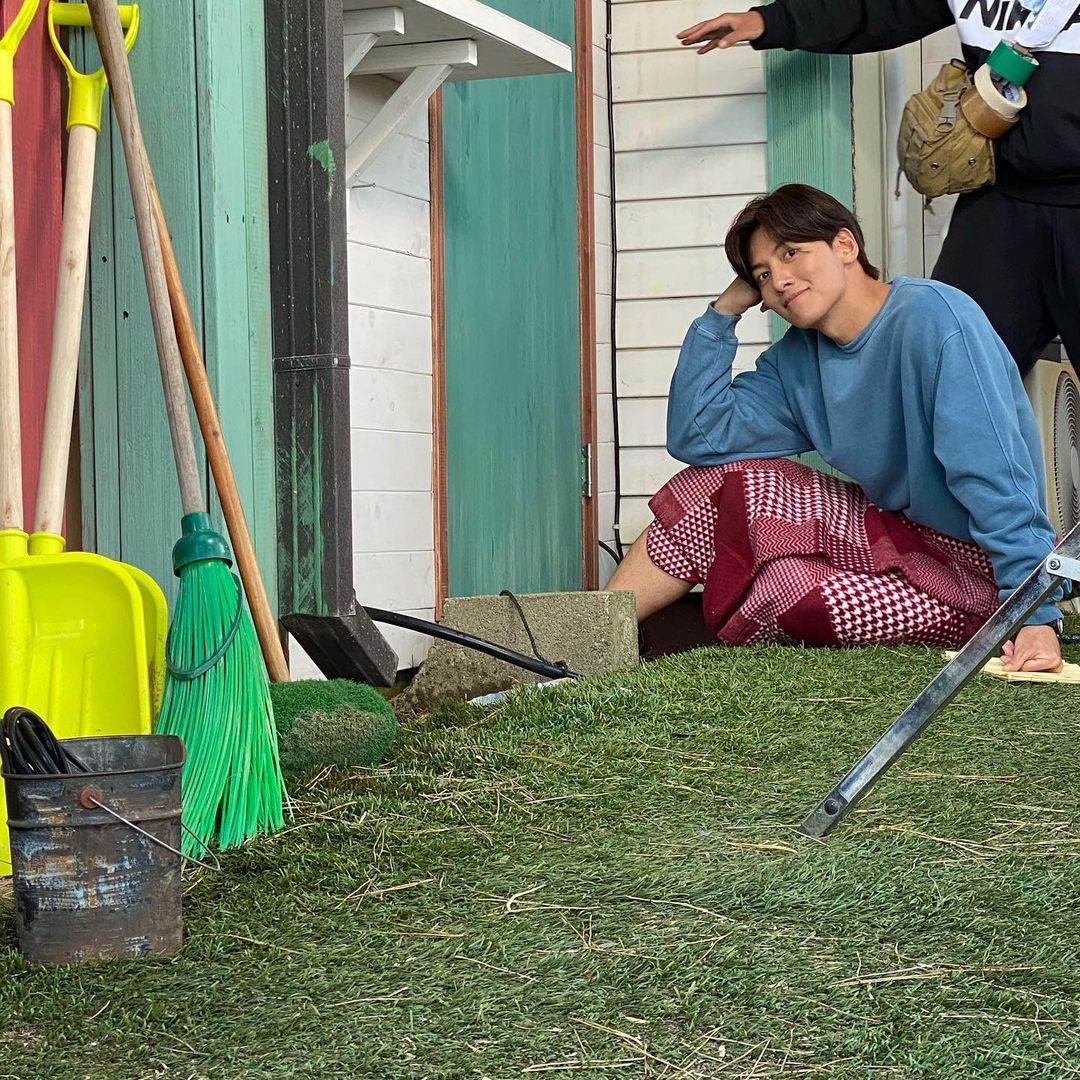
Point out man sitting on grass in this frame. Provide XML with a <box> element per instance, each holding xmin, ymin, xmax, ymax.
<box><xmin>606</xmin><ymin>184</ymin><xmax>1065</xmax><ymax>673</ymax></box>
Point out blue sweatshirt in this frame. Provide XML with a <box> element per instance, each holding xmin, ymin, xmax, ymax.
<box><xmin>666</xmin><ymin>277</ymin><xmax>1062</xmax><ymax>626</ymax></box>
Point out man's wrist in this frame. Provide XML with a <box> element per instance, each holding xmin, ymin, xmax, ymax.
<box><xmin>712</xmin><ymin>302</ymin><xmax>741</xmax><ymax>316</ymax></box>
<box><xmin>712</xmin><ymin>295</ymin><xmax>747</xmax><ymax>317</ymax></box>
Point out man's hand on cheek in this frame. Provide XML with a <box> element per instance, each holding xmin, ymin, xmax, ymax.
<box><xmin>1001</xmin><ymin>624</ymin><xmax>1064</xmax><ymax>673</ymax></box>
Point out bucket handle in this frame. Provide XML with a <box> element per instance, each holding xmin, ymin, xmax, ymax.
<box><xmin>80</xmin><ymin>788</ymin><xmax>221</xmax><ymax>871</ymax></box>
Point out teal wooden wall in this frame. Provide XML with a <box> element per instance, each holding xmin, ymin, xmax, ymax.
<box><xmin>765</xmin><ymin>52</ymin><xmax>853</xmax><ymax>478</ymax></box>
<box><xmin>441</xmin><ymin>0</ymin><xmax>582</xmax><ymax>597</ymax></box>
<box><xmin>765</xmin><ymin>53</ymin><xmax>853</xmax><ymax>206</ymax></box>
<box><xmin>76</xmin><ymin>0</ymin><xmax>275</xmax><ymax>606</ymax></box>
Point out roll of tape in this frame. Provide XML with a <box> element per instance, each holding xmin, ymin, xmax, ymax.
<box><xmin>976</xmin><ymin>62</ymin><xmax>1023</xmax><ymax>116</ymax></box>
<box><xmin>962</xmin><ymin>85</ymin><xmax>1018</xmax><ymax>138</ymax></box>
<box><xmin>986</xmin><ymin>40</ymin><xmax>1039</xmax><ymax>86</ymax></box>
<box><xmin>975</xmin><ymin>63</ymin><xmax>1028</xmax><ymax>119</ymax></box>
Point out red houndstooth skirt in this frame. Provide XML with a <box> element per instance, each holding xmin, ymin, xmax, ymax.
<box><xmin>646</xmin><ymin>458</ymin><xmax>998</xmax><ymax>648</ymax></box>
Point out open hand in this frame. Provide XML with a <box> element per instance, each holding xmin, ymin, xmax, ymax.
<box><xmin>1001</xmin><ymin>624</ymin><xmax>1064</xmax><ymax>673</ymax></box>
<box><xmin>677</xmin><ymin>11</ymin><xmax>766</xmax><ymax>54</ymax></box>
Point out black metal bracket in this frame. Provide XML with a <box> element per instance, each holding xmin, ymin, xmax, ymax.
<box><xmin>799</xmin><ymin>525</ymin><xmax>1080</xmax><ymax>838</ymax></box>
<box><xmin>282</xmin><ymin>604</ymin><xmax>399</xmax><ymax>687</ymax></box>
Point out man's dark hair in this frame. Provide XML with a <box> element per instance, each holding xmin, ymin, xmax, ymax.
<box><xmin>725</xmin><ymin>183</ymin><xmax>881</xmax><ymax>285</ymax></box>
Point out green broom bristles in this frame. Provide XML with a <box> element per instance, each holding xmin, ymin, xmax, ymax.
<box><xmin>155</xmin><ymin>512</ymin><xmax>285</xmax><ymax>855</ymax></box>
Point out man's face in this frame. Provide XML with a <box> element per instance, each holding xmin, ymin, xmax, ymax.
<box><xmin>746</xmin><ymin>228</ymin><xmax>852</xmax><ymax>329</ymax></box>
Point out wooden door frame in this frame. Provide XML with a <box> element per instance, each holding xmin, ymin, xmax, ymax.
<box><xmin>576</xmin><ymin>0</ymin><xmax>598</xmax><ymax>591</ymax></box>
<box><xmin>430</xmin><ymin>92</ymin><xmax>449</xmax><ymax>618</ymax></box>
<box><xmin>430</xmin><ymin>0</ymin><xmax>597</xmax><ymax>610</ymax></box>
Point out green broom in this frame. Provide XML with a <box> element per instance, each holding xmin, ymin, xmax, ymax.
<box><xmin>88</xmin><ymin>0</ymin><xmax>284</xmax><ymax>853</ymax></box>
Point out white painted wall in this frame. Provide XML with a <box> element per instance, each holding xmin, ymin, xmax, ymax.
<box><xmin>597</xmin><ymin>0</ymin><xmax>768</xmax><ymax>583</ymax></box>
<box><xmin>347</xmin><ymin>76</ymin><xmax>436</xmax><ymax>670</ymax></box>
<box><xmin>289</xmin><ymin>74</ymin><xmax>436</xmax><ymax>678</ymax></box>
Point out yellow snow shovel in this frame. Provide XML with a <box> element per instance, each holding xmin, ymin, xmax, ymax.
<box><xmin>0</xmin><ymin>0</ymin><xmax>164</xmax><ymax>872</ymax></box>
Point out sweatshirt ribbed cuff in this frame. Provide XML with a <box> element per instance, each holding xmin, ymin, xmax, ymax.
<box><xmin>1029</xmin><ymin>600</ymin><xmax>1066</xmax><ymax>628</ymax></box>
<box><xmin>698</xmin><ymin>305</ymin><xmax>741</xmax><ymax>337</ymax></box>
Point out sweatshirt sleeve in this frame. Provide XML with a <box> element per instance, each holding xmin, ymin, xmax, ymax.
<box><xmin>752</xmin><ymin>0</ymin><xmax>953</xmax><ymax>54</ymax></box>
<box><xmin>929</xmin><ymin>329</ymin><xmax>1064</xmax><ymax>626</ymax></box>
<box><xmin>666</xmin><ymin>306</ymin><xmax>812</xmax><ymax>465</ymax></box>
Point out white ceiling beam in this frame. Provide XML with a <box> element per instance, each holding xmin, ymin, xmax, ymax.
<box><xmin>343</xmin><ymin>7</ymin><xmax>405</xmax><ymax>37</ymax></box>
<box><xmin>343</xmin><ymin>8</ymin><xmax>409</xmax><ymax>130</ymax></box>
<box><xmin>355</xmin><ymin>38</ymin><xmax>477</xmax><ymax>76</ymax></box>
<box><xmin>340</xmin><ymin>0</ymin><xmax>571</xmax><ymax>80</ymax></box>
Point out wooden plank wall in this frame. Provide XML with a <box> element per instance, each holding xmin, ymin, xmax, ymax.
<box><xmin>603</xmin><ymin>0</ymin><xmax>767</xmax><ymax>563</ymax></box>
<box><xmin>196</xmin><ymin>2</ymin><xmax>276</xmax><ymax>613</ymax></box>
<box><xmin>77</xmin><ymin>1</ymin><xmax>274</xmax><ymax>602</ymax></box>
<box><xmin>441</xmin><ymin>0</ymin><xmax>583</xmax><ymax>600</ymax></box>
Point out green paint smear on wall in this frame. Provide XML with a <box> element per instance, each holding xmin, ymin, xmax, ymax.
<box><xmin>307</xmin><ymin>140</ymin><xmax>336</xmax><ymax>201</ymax></box>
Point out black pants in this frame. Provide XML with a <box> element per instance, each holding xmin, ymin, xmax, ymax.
<box><xmin>933</xmin><ymin>187</ymin><xmax>1080</xmax><ymax>379</ymax></box>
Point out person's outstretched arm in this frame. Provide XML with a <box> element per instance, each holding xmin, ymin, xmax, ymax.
<box><xmin>667</xmin><ymin>278</ymin><xmax>812</xmax><ymax>465</ymax></box>
<box><xmin>678</xmin><ymin>1</ymin><xmax>952</xmax><ymax>56</ymax></box>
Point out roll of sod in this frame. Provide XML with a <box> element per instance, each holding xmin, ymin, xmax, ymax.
<box><xmin>270</xmin><ymin>680</ymin><xmax>398</xmax><ymax>779</ymax></box>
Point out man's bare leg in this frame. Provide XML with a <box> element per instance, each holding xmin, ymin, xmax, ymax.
<box><xmin>605</xmin><ymin>529</ymin><xmax>694</xmax><ymax>621</ymax></box>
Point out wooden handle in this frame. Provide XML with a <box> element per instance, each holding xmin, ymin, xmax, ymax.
<box><xmin>34</xmin><ymin>124</ymin><xmax>98</xmax><ymax>535</ymax></box>
<box><xmin>86</xmin><ymin>0</ymin><xmax>203</xmax><ymax>516</ymax></box>
<box><xmin>0</xmin><ymin>100</ymin><xmax>22</xmax><ymax>530</ymax></box>
<box><xmin>149</xmin><ymin>182</ymin><xmax>290</xmax><ymax>683</ymax></box>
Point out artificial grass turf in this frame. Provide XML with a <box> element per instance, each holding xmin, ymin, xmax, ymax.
<box><xmin>1</xmin><ymin>643</ymin><xmax>1078</xmax><ymax>1079</ymax></box>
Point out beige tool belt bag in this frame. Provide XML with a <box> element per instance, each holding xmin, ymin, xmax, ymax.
<box><xmin>896</xmin><ymin>59</ymin><xmax>1002</xmax><ymax>201</ymax></box>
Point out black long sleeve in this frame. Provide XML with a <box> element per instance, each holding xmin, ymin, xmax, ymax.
<box><xmin>752</xmin><ymin>0</ymin><xmax>953</xmax><ymax>55</ymax></box>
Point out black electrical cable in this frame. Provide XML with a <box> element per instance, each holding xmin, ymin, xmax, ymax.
<box><xmin>364</xmin><ymin>607</ymin><xmax>581</xmax><ymax>681</ymax></box>
<box><xmin>0</xmin><ymin>707</ymin><xmax>89</xmax><ymax>776</ymax></box>
<box><xmin>499</xmin><ymin>590</ymin><xmax>570</xmax><ymax>676</ymax></box>
<box><xmin>605</xmin><ymin>0</ymin><xmax>624</xmax><ymax>563</ymax></box>
<box><xmin>598</xmin><ymin>540</ymin><xmax>621</xmax><ymax>565</ymax></box>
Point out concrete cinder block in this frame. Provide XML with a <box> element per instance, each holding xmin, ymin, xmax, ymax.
<box><xmin>395</xmin><ymin>591</ymin><xmax>638</xmax><ymax>716</ymax></box>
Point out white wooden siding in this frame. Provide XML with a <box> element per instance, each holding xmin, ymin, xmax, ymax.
<box><xmin>595</xmin><ymin>2</ymin><xmax>767</xmax><ymax>582</ymax></box>
<box><xmin>348</xmin><ymin>75</ymin><xmax>436</xmax><ymax>669</ymax></box>
<box><xmin>288</xmin><ymin>72</ymin><xmax>436</xmax><ymax>677</ymax></box>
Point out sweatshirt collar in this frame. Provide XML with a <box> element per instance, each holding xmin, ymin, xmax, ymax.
<box><xmin>829</xmin><ymin>279</ymin><xmax>900</xmax><ymax>354</ymax></box>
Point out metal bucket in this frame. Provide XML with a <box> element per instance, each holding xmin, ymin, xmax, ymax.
<box><xmin>3</xmin><ymin>734</ymin><xmax>185</xmax><ymax>965</ymax></box>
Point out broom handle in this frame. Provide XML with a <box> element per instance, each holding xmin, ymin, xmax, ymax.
<box><xmin>34</xmin><ymin>124</ymin><xmax>97</xmax><ymax>535</ymax></box>
<box><xmin>86</xmin><ymin>0</ymin><xmax>203</xmax><ymax>516</ymax></box>
<box><xmin>148</xmin><ymin>181</ymin><xmax>290</xmax><ymax>683</ymax></box>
